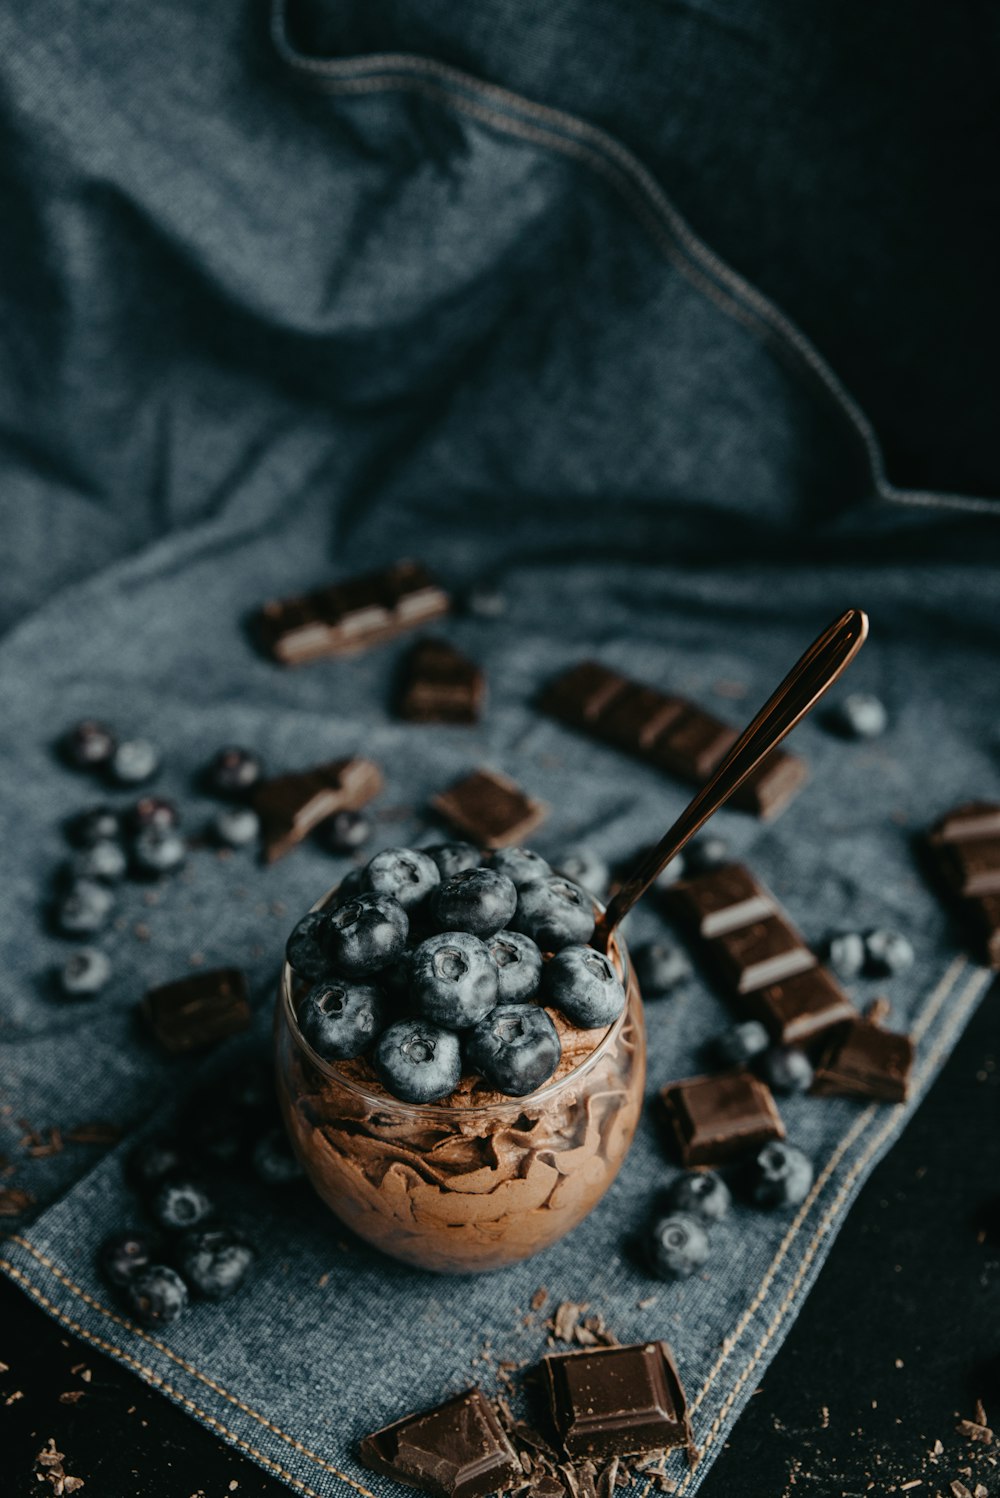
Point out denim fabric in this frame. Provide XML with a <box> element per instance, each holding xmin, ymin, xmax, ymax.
<box><xmin>1</xmin><ymin>2</ymin><xmax>999</xmax><ymax>1495</ymax></box>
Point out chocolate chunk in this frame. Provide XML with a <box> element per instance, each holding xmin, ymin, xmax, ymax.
<box><xmin>541</xmin><ymin>661</ymin><xmax>806</xmax><ymax>821</ymax></box>
<box><xmin>667</xmin><ymin>864</ymin><xmax>775</xmax><ymax>938</ymax></box>
<box><xmin>709</xmin><ymin>914</ymin><xmax>816</xmax><ymax>994</ymax></box>
<box><xmin>358</xmin><ymin>1388</ymin><xmax>521</xmax><ymax>1498</ymax></box>
<box><xmin>811</xmin><ymin>1018</ymin><xmax>914</xmax><ymax>1103</ymax></box>
<box><xmin>399</xmin><ymin>639</ymin><xmax>485</xmax><ymax>725</ymax></box>
<box><xmin>544</xmin><ymin>1342</ymin><xmax>692</xmax><ymax>1460</ymax></box>
<box><xmin>252</xmin><ymin>756</ymin><xmax>382</xmax><ymax>863</ymax></box>
<box><xmin>256</xmin><ymin>560</ymin><xmax>450</xmax><ymax>665</ymax></box>
<box><xmin>925</xmin><ymin>802</ymin><xmax>1000</xmax><ymax>967</ymax></box>
<box><xmin>660</xmin><ymin>1071</ymin><xmax>784</xmax><ymax>1168</ymax></box>
<box><xmin>431</xmin><ymin>769</ymin><xmax>547</xmax><ymax>848</ymax></box>
<box><xmin>140</xmin><ymin>968</ymin><xmax>251</xmax><ymax>1055</ymax></box>
<box><xmin>742</xmin><ymin>966</ymin><xmax>856</xmax><ymax>1045</ymax></box>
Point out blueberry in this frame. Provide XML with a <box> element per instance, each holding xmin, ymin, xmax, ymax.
<box><xmin>430</xmin><ymin>868</ymin><xmax>517</xmax><ymax>937</ymax></box>
<box><xmin>210</xmin><ymin>805</ymin><xmax>261</xmax><ymax>848</ymax></box>
<box><xmin>512</xmin><ymin>876</ymin><xmax>595</xmax><ymax>951</ymax></box>
<box><xmin>59</xmin><ymin>947</ymin><xmax>112</xmax><ymax>998</ymax></box>
<box><xmin>864</xmin><ymin>928</ymin><xmax>914</xmax><ymax>977</ymax></box>
<box><xmin>98</xmin><ymin>1228</ymin><xmax>160</xmax><ymax>1288</ymax></box>
<box><xmin>685</xmin><ymin>836</ymin><xmax>730</xmax><ymax>874</ymax></box>
<box><xmin>205</xmin><ymin>746</ymin><xmax>262</xmax><ymax>798</ymax></box>
<box><xmin>712</xmin><ymin>1020</ymin><xmax>770</xmax><ymax>1069</ymax></box>
<box><xmin>828</xmin><ymin>692</ymin><xmax>888</xmax><ymax>740</ymax></box>
<box><xmin>125</xmin><ymin>1264</ymin><xmax>188</xmax><ymax>1325</ymax></box>
<box><xmin>647</xmin><ymin>1213</ymin><xmax>710</xmax><ymax>1279</ymax></box>
<box><xmin>317</xmin><ymin>809</ymin><xmax>372</xmax><ymax>854</ymax></box>
<box><xmin>298</xmin><ymin>978</ymin><xmax>384</xmax><ymax>1060</ymax></box>
<box><xmin>335</xmin><ymin>867</ymin><xmax>365</xmax><ymax>901</ymax></box>
<box><xmin>253</xmin><ymin>1127</ymin><xmax>305</xmax><ymax>1186</ymax></box>
<box><xmin>490</xmin><ymin>847</ymin><xmax>552</xmax><ymax>889</ymax></box>
<box><xmin>653</xmin><ymin>853</ymin><xmax>686</xmax><ymax>890</ymax></box>
<box><xmin>374</xmin><ymin>1019</ymin><xmax>462</xmax><ymax>1103</ymax></box>
<box><xmin>127</xmin><ymin>796</ymin><xmax>179</xmax><ymax>834</ymax></box>
<box><xmin>824</xmin><ymin>931</ymin><xmax>866</xmax><ymax>980</ymax></box>
<box><xmin>177</xmin><ymin>1226</ymin><xmax>255</xmax><ymax>1299</ymax></box>
<box><xmin>410</xmin><ymin>931</ymin><xmax>499</xmax><ymax>1029</ymax></box>
<box><xmin>554</xmin><ymin>846</ymin><xmax>609</xmax><ymax>899</ymax></box>
<box><xmin>150</xmin><ymin>1176</ymin><xmax>214</xmax><ymax>1232</ymax></box>
<box><xmin>128</xmin><ymin>1135</ymin><xmax>189</xmax><ymax>1191</ymax></box>
<box><xmin>56</xmin><ymin>879</ymin><xmax>114</xmax><ymax>935</ymax></box>
<box><xmin>759</xmin><ymin>1047</ymin><xmax>814</xmax><ymax>1095</ymax></box>
<box><xmin>748</xmin><ymin>1141</ymin><xmax>814</xmax><ymax>1208</ymax></box>
<box><xmin>68</xmin><ymin>839</ymin><xmax>128</xmax><ymax>883</ymax></box>
<box><xmin>60</xmin><ymin>719</ymin><xmax>117</xmax><ymax>770</ymax></box>
<box><xmin>465</xmin><ymin>1004</ymin><xmax>562</xmax><ymax>1096</ymax></box>
<box><xmin>66</xmin><ymin>805</ymin><xmax>123</xmax><ymax>847</ymax></box>
<box><xmin>543</xmin><ymin>943</ymin><xmax>626</xmax><ymax>1027</ymax></box>
<box><xmin>486</xmin><ymin>930</ymin><xmax>543</xmax><ymax>1003</ymax></box>
<box><xmin>665</xmin><ymin>1171</ymin><xmax>731</xmax><ymax>1224</ymax></box>
<box><xmin>110</xmin><ymin>737</ymin><xmax>160</xmax><ymax>785</ymax></box>
<box><xmin>327</xmin><ymin>893</ymin><xmax>409</xmax><ymax>977</ymax></box>
<box><xmin>285</xmin><ymin>910</ymin><xmax>335</xmax><ymax>981</ymax></box>
<box><xmin>362</xmin><ymin>847</ymin><xmax>440</xmax><ymax>911</ymax></box>
<box><xmin>425</xmin><ymin>842</ymin><xmax>481</xmax><ymax>879</ymax></box>
<box><xmin>633</xmin><ymin>941</ymin><xmax>692</xmax><ymax>996</ymax></box>
<box><xmin>131</xmin><ymin>825</ymin><xmax>186</xmax><ymax>876</ymax></box>
<box><xmin>463</xmin><ymin>586</ymin><xmax>507</xmax><ymax>619</ymax></box>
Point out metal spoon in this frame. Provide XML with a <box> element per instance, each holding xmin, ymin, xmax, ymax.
<box><xmin>593</xmin><ymin>607</ymin><xmax>869</xmax><ymax>951</ymax></box>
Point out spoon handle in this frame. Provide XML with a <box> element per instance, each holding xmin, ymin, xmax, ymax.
<box><xmin>594</xmin><ymin>607</ymin><xmax>869</xmax><ymax>951</ymax></box>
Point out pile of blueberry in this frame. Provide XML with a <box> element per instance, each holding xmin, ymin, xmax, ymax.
<box><xmin>646</xmin><ymin>1139</ymin><xmax>815</xmax><ymax>1280</ymax></box>
<box><xmin>53</xmin><ymin>722</ymin><xmax>268</xmax><ymax>999</ymax></box>
<box><xmin>97</xmin><ymin>1060</ymin><xmax>300</xmax><ymax>1326</ymax></box>
<box><xmin>284</xmin><ymin>844</ymin><xmax>627</xmax><ymax>1103</ymax></box>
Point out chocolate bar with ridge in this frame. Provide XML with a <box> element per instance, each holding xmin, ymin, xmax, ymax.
<box><xmin>253</xmin><ymin>756</ymin><xmax>382</xmax><ymax>862</ymax></box>
<box><xmin>543</xmin><ymin>1341</ymin><xmax>693</xmax><ymax>1461</ymax></box>
<box><xmin>431</xmin><ymin>769</ymin><xmax>547</xmax><ymax>849</ymax></box>
<box><xmin>358</xmin><ymin>1388</ymin><xmax>521</xmax><ymax>1498</ymax></box>
<box><xmin>540</xmin><ymin>660</ymin><xmax>807</xmax><ymax>819</ymax></box>
<box><xmin>660</xmin><ymin>1070</ymin><xmax>784</xmax><ymax>1168</ymax></box>
<box><xmin>926</xmin><ymin>802</ymin><xmax>1000</xmax><ymax>967</ymax></box>
<box><xmin>256</xmin><ymin>559</ymin><xmax>450</xmax><ymax>665</ymax></box>
<box><xmin>398</xmin><ymin>638</ymin><xmax>485</xmax><ymax>725</ymax></box>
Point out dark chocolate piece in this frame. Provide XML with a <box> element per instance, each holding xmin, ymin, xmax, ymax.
<box><xmin>256</xmin><ymin>560</ymin><xmax>450</xmax><ymax>665</ymax></box>
<box><xmin>660</xmin><ymin>1071</ymin><xmax>784</xmax><ymax>1167</ymax></box>
<box><xmin>810</xmin><ymin>1018</ymin><xmax>914</xmax><ymax>1103</ymax></box>
<box><xmin>358</xmin><ymin>1388</ymin><xmax>521</xmax><ymax>1498</ymax></box>
<box><xmin>541</xmin><ymin>661</ymin><xmax>806</xmax><ymax>820</ymax></box>
<box><xmin>398</xmin><ymin>638</ymin><xmax>485</xmax><ymax>725</ymax></box>
<box><xmin>743</xmin><ymin>966</ymin><xmax>856</xmax><ymax>1045</ymax></box>
<box><xmin>925</xmin><ymin>802</ymin><xmax>1000</xmax><ymax>968</ymax></box>
<box><xmin>544</xmin><ymin>1342</ymin><xmax>692</xmax><ymax>1460</ymax></box>
<box><xmin>667</xmin><ymin>864</ymin><xmax>775</xmax><ymax>938</ymax></box>
<box><xmin>431</xmin><ymin>769</ymin><xmax>547</xmax><ymax>848</ymax></box>
<box><xmin>709</xmin><ymin>914</ymin><xmax>817</xmax><ymax>994</ymax></box>
<box><xmin>252</xmin><ymin>756</ymin><xmax>382</xmax><ymax>863</ymax></box>
<box><xmin>141</xmin><ymin>968</ymin><xmax>250</xmax><ymax>1055</ymax></box>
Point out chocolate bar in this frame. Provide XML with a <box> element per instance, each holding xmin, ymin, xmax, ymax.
<box><xmin>358</xmin><ymin>1388</ymin><xmax>521</xmax><ymax>1498</ymax></box>
<box><xmin>256</xmin><ymin>560</ymin><xmax>450</xmax><ymax>665</ymax></box>
<box><xmin>811</xmin><ymin>1018</ymin><xmax>914</xmax><ymax>1103</ymax></box>
<box><xmin>925</xmin><ymin>802</ymin><xmax>1000</xmax><ymax>967</ymax></box>
<box><xmin>667</xmin><ymin>863</ymin><xmax>856</xmax><ymax>1044</ymax></box>
<box><xmin>541</xmin><ymin>661</ymin><xmax>807</xmax><ymax>820</ymax></box>
<box><xmin>253</xmin><ymin>756</ymin><xmax>382</xmax><ymax>863</ymax></box>
<box><xmin>398</xmin><ymin>638</ymin><xmax>485</xmax><ymax>725</ymax></box>
<box><xmin>661</xmin><ymin>1071</ymin><xmax>784</xmax><ymax>1167</ymax></box>
<box><xmin>141</xmin><ymin>968</ymin><xmax>251</xmax><ymax>1055</ymax></box>
<box><xmin>544</xmin><ymin>1342</ymin><xmax>693</xmax><ymax>1460</ymax></box>
<box><xmin>431</xmin><ymin>769</ymin><xmax>547</xmax><ymax>848</ymax></box>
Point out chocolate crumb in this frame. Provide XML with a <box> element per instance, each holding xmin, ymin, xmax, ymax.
<box><xmin>59</xmin><ymin>1391</ymin><xmax>85</xmax><ymax>1405</ymax></box>
<box><xmin>531</xmin><ymin>1287</ymin><xmax>549</xmax><ymax>1312</ymax></box>
<box><xmin>5</xmin><ymin>1389</ymin><xmax>24</xmax><ymax>1403</ymax></box>
<box><xmin>550</xmin><ymin>1301</ymin><xmax>589</xmax><ymax>1343</ymax></box>
<box><xmin>957</xmin><ymin>1418</ymin><xmax>993</xmax><ymax>1445</ymax></box>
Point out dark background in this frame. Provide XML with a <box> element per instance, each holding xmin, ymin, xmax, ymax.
<box><xmin>3</xmin><ymin>975</ymin><xmax>998</xmax><ymax>1497</ymax></box>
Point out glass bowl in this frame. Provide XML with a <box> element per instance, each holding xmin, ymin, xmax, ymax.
<box><xmin>275</xmin><ymin>888</ymin><xmax>646</xmax><ymax>1273</ymax></box>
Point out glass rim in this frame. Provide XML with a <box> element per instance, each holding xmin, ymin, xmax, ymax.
<box><xmin>279</xmin><ymin>882</ymin><xmax>635</xmax><ymax>1119</ymax></box>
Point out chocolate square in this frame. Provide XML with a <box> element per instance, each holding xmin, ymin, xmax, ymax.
<box><xmin>597</xmin><ymin>684</ymin><xmax>685</xmax><ymax>751</ymax></box>
<box><xmin>398</xmin><ymin>639</ymin><xmax>485</xmax><ymax>725</ymax></box>
<box><xmin>661</xmin><ymin>1071</ymin><xmax>784</xmax><ymax>1167</ymax></box>
<box><xmin>540</xmin><ymin>661</ymin><xmax>626</xmax><ymax>725</ymax></box>
<box><xmin>667</xmin><ymin>863</ymin><xmax>776</xmax><ymax>938</ymax></box>
<box><xmin>544</xmin><ymin>1342</ymin><xmax>692</xmax><ymax>1460</ymax></box>
<box><xmin>942</xmin><ymin>837</ymin><xmax>1000</xmax><ymax>897</ymax></box>
<box><xmin>253</xmin><ymin>757</ymin><xmax>383</xmax><ymax>863</ymax></box>
<box><xmin>729</xmin><ymin>749</ymin><xmax>809</xmax><ymax>821</ymax></box>
<box><xmin>743</xmin><ymin>965</ymin><xmax>857</xmax><ymax>1045</ymax></box>
<box><xmin>358</xmin><ymin>1388</ymin><xmax>521</xmax><ymax>1498</ymax></box>
<box><xmin>709</xmin><ymin>913</ymin><xmax>816</xmax><ymax>994</ymax></box>
<box><xmin>929</xmin><ymin>801</ymin><xmax>1000</xmax><ymax>844</ymax></box>
<box><xmin>141</xmin><ymin>968</ymin><xmax>251</xmax><ymax>1055</ymax></box>
<box><xmin>431</xmin><ymin>769</ymin><xmax>547</xmax><ymax>848</ymax></box>
<box><xmin>650</xmin><ymin>707</ymin><xmax>738</xmax><ymax>780</ymax></box>
<box><xmin>969</xmin><ymin>894</ymin><xmax>1000</xmax><ymax>967</ymax></box>
<box><xmin>811</xmin><ymin>1019</ymin><xmax>914</xmax><ymax>1103</ymax></box>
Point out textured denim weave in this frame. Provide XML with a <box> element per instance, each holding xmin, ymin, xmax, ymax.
<box><xmin>1</xmin><ymin>2</ymin><xmax>999</xmax><ymax>1495</ymax></box>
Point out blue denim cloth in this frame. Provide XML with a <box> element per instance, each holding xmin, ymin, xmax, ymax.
<box><xmin>1</xmin><ymin>2</ymin><xmax>999</xmax><ymax>1495</ymax></box>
